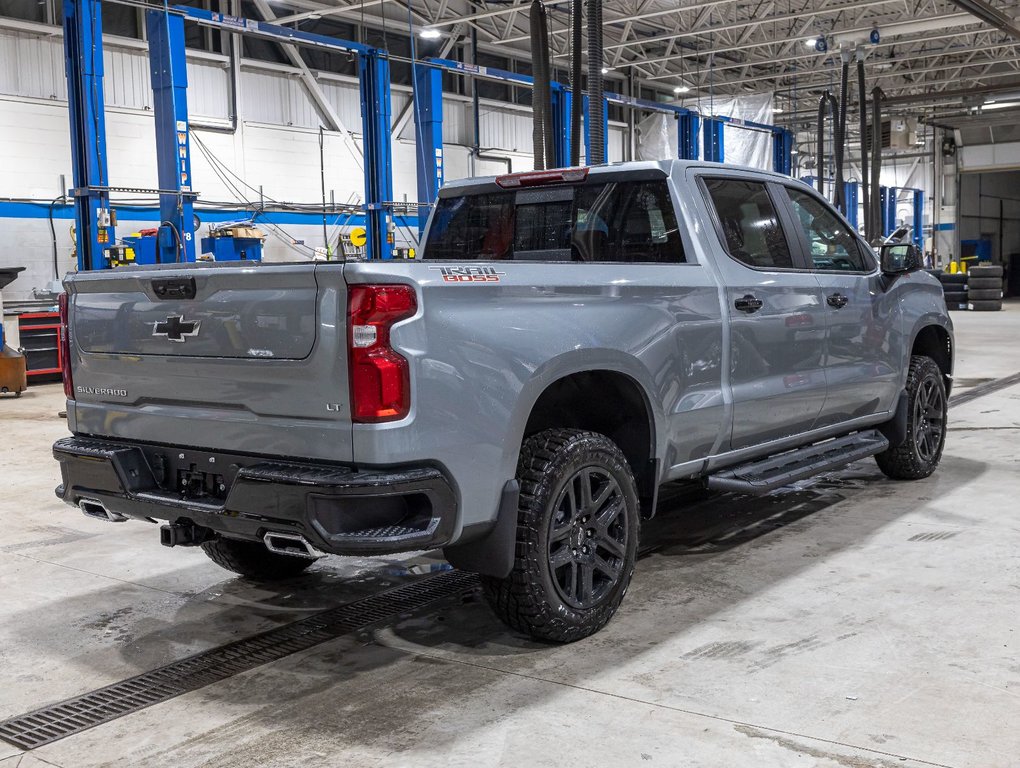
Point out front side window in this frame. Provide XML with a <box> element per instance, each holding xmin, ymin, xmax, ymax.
<box><xmin>786</xmin><ymin>187</ymin><xmax>872</xmax><ymax>271</ymax></box>
<box><xmin>703</xmin><ymin>178</ymin><xmax>794</xmax><ymax>270</ymax></box>
<box><xmin>425</xmin><ymin>180</ymin><xmax>685</xmax><ymax>263</ymax></box>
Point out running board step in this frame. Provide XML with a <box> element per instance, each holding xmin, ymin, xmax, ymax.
<box><xmin>706</xmin><ymin>430</ymin><xmax>889</xmax><ymax>496</ymax></box>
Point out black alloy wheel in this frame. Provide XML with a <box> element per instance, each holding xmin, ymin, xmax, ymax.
<box><xmin>547</xmin><ymin>465</ymin><xmax>629</xmax><ymax>609</ymax></box>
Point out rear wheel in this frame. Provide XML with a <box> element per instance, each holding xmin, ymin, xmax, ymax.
<box><xmin>481</xmin><ymin>428</ymin><xmax>639</xmax><ymax>643</ymax></box>
<box><xmin>876</xmin><ymin>356</ymin><xmax>947</xmax><ymax>480</ymax></box>
<box><xmin>201</xmin><ymin>537</ymin><xmax>316</xmax><ymax>580</ymax></box>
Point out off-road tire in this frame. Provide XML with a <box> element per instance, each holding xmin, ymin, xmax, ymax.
<box><xmin>876</xmin><ymin>356</ymin><xmax>947</xmax><ymax>480</ymax></box>
<box><xmin>481</xmin><ymin>428</ymin><xmax>640</xmax><ymax>643</ymax></box>
<box><xmin>967</xmin><ymin>277</ymin><xmax>1002</xmax><ymax>291</ymax></box>
<box><xmin>201</xmin><ymin>537</ymin><xmax>315</xmax><ymax>580</ymax></box>
<box><xmin>967</xmin><ymin>265</ymin><xmax>1003</xmax><ymax>279</ymax></box>
<box><xmin>938</xmin><ymin>273</ymin><xmax>967</xmax><ymax>285</ymax></box>
<box><xmin>942</xmin><ymin>291</ymin><xmax>967</xmax><ymax>305</ymax></box>
<box><xmin>967</xmin><ymin>289</ymin><xmax>1002</xmax><ymax>301</ymax></box>
<box><xmin>968</xmin><ymin>300</ymin><xmax>1003</xmax><ymax>311</ymax></box>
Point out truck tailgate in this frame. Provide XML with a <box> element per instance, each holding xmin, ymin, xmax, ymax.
<box><xmin>66</xmin><ymin>263</ymin><xmax>354</xmax><ymax>463</ymax></box>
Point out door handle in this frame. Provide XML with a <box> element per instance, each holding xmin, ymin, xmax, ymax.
<box><xmin>734</xmin><ymin>294</ymin><xmax>764</xmax><ymax>313</ymax></box>
<box><xmin>826</xmin><ymin>293</ymin><xmax>849</xmax><ymax>309</ymax></box>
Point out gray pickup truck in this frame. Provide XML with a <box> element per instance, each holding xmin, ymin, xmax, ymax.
<box><xmin>54</xmin><ymin>160</ymin><xmax>952</xmax><ymax>642</ymax></box>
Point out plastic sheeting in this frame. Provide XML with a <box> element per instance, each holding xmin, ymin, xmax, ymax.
<box><xmin>694</xmin><ymin>92</ymin><xmax>775</xmax><ymax>170</ymax></box>
<box><xmin>636</xmin><ymin>112</ymin><xmax>677</xmax><ymax>161</ymax></box>
<box><xmin>634</xmin><ymin>92</ymin><xmax>776</xmax><ymax>170</ymax></box>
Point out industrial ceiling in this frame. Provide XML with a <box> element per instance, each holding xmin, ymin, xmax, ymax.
<box><xmin>263</xmin><ymin>0</ymin><xmax>1020</xmax><ymax>124</ymax></box>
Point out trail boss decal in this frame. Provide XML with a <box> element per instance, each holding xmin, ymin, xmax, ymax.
<box><xmin>429</xmin><ymin>266</ymin><xmax>505</xmax><ymax>283</ymax></box>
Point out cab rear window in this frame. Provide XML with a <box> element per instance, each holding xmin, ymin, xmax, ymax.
<box><xmin>424</xmin><ymin>180</ymin><xmax>686</xmax><ymax>263</ymax></box>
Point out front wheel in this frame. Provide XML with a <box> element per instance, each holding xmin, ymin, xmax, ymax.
<box><xmin>481</xmin><ymin>428</ymin><xmax>640</xmax><ymax>643</ymax></box>
<box><xmin>876</xmin><ymin>355</ymin><xmax>947</xmax><ymax>480</ymax></box>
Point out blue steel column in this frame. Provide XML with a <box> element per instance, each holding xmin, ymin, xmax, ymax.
<box><xmin>772</xmin><ymin>129</ymin><xmax>793</xmax><ymax>175</ymax></box>
<box><xmin>880</xmin><ymin>186</ymin><xmax>895</xmax><ymax>236</ymax></box>
<box><xmin>843</xmin><ymin>181</ymin><xmax>859</xmax><ymax>229</ymax></box>
<box><xmin>678</xmin><ymin>112</ymin><xmax>699</xmax><ymax>160</ymax></box>
<box><xmin>359</xmin><ymin>50</ymin><xmax>394</xmax><ymax>260</ymax></box>
<box><xmin>703</xmin><ymin>118</ymin><xmax>724</xmax><ymax>163</ymax></box>
<box><xmin>551</xmin><ymin>84</ymin><xmax>570</xmax><ymax>168</ymax></box>
<box><xmin>63</xmin><ymin>0</ymin><xmax>115</xmax><ymax>270</ymax></box>
<box><xmin>912</xmin><ymin>189</ymin><xmax>924</xmax><ymax>248</ymax></box>
<box><xmin>147</xmin><ymin>10</ymin><xmax>196</xmax><ymax>262</ymax></box>
<box><xmin>413</xmin><ymin>65</ymin><xmax>444</xmax><ymax>237</ymax></box>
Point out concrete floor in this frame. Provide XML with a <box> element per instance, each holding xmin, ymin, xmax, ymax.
<box><xmin>2</xmin><ymin>304</ymin><xmax>1019</xmax><ymax>768</ymax></box>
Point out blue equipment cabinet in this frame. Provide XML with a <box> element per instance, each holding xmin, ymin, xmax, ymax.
<box><xmin>200</xmin><ymin>236</ymin><xmax>264</xmax><ymax>261</ymax></box>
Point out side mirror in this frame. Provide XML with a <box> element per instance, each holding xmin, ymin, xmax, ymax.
<box><xmin>880</xmin><ymin>243</ymin><xmax>923</xmax><ymax>275</ymax></box>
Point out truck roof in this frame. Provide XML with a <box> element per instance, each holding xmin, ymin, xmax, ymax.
<box><xmin>439</xmin><ymin>159</ymin><xmax>792</xmax><ymax>196</ymax></box>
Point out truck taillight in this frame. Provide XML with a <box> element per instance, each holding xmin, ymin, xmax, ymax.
<box><xmin>58</xmin><ymin>291</ymin><xmax>73</xmax><ymax>399</ymax></box>
<box><xmin>347</xmin><ymin>285</ymin><xmax>416</xmax><ymax>423</ymax></box>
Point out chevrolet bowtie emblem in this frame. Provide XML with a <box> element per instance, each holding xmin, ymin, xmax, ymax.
<box><xmin>153</xmin><ymin>315</ymin><xmax>201</xmax><ymax>342</ymax></box>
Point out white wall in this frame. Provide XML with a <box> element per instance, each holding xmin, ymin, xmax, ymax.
<box><xmin>0</xmin><ymin>19</ymin><xmax>625</xmax><ymax>302</ymax></box>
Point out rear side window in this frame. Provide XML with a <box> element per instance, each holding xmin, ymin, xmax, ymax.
<box><xmin>785</xmin><ymin>187</ymin><xmax>872</xmax><ymax>271</ymax></box>
<box><xmin>425</xmin><ymin>180</ymin><xmax>685</xmax><ymax>263</ymax></box>
<box><xmin>703</xmin><ymin>178</ymin><xmax>794</xmax><ymax>270</ymax></box>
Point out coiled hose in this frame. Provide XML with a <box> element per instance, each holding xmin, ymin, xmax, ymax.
<box><xmin>858</xmin><ymin>57</ymin><xmax>870</xmax><ymax>239</ymax></box>
<box><xmin>817</xmin><ymin>91</ymin><xmax>838</xmax><ymax>199</ymax></box>
<box><xmin>569</xmin><ymin>0</ymin><xmax>583</xmax><ymax>166</ymax></box>
<box><xmin>586</xmin><ymin>0</ymin><xmax>605</xmax><ymax>164</ymax></box>
<box><xmin>529</xmin><ymin>0</ymin><xmax>548</xmax><ymax>170</ymax></box>
<box><xmin>871</xmin><ymin>86</ymin><xmax>883</xmax><ymax>241</ymax></box>
<box><xmin>834</xmin><ymin>58</ymin><xmax>849</xmax><ymax>213</ymax></box>
<box><xmin>537</xmin><ymin>1</ymin><xmax>555</xmax><ymax>167</ymax></box>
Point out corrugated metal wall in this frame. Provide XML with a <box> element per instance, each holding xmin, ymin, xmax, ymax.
<box><xmin>0</xmin><ymin>26</ymin><xmax>625</xmax><ymax>157</ymax></box>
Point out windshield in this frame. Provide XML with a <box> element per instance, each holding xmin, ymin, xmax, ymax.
<box><xmin>424</xmin><ymin>180</ymin><xmax>685</xmax><ymax>263</ymax></box>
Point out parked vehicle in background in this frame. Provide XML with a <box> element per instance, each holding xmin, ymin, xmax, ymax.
<box><xmin>54</xmin><ymin>161</ymin><xmax>953</xmax><ymax>641</ymax></box>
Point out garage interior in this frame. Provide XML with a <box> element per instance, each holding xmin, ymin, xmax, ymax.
<box><xmin>1</xmin><ymin>0</ymin><xmax>1019</xmax><ymax>765</ymax></box>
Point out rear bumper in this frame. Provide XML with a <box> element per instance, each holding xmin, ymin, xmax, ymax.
<box><xmin>53</xmin><ymin>436</ymin><xmax>457</xmax><ymax>555</ymax></box>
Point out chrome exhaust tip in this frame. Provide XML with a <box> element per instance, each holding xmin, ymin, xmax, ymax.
<box><xmin>262</xmin><ymin>531</ymin><xmax>324</xmax><ymax>559</ymax></box>
<box><xmin>78</xmin><ymin>498</ymin><xmax>127</xmax><ymax>523</ymax></box>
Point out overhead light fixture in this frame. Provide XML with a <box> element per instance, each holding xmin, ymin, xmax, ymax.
<box><xmin>674</xmin><ymin>85</ymin><xmax>691</xmax><ymax>94</ymax></box>
<box><xmin>774</xmin><ymin>107</ymin><xmax>784</xmax><ymax>114</ymax></box>
<box><xmin>419</xmin><ymin>27</ymin><xmax>442</xmax><ymax>39</ymax></box>
<box><xmin>791</xmin><ymin>149</ymin><xmax>799</xmax><ymax>155</ymax></box>
<box><xmin>805</xmin><ymin>38</ymin><xmax>818</xmax><ymax>48</ymax></box>
<box><xmin>601</xmin><ymin>66</ymin><xmax>610</xmax><ymax>74</ymax></box>
<box><xmin>982</xmin><ymin>100</ymin><xmax>1020</xmax><ymax>111</ymax></box>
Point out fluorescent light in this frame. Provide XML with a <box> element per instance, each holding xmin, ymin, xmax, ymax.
<box><xmin>674</xmin><ymin>85</ymin><xmax>691</xmax><ymax>94</ymax></box>
<box><xmin>419</xmin><ymin>27</ymin><xmax>442</xmax><ymax>39</ymax></box>
<box><xmin>983</xmin><ymin>100</ymin><xmax>1020</xmax><ymax>110</ymax></box>
<box><xmin>774</xmin><ymin>107</ymin><xmax>784</xmax><ymax>114</ymax></box>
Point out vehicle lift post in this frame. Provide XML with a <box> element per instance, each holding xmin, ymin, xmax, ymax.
<box><xmin>703</xmin><ymin>118</ymin><xmax>725</xmax><ymax>163</ymax></box>
<box><xmin>359</xmin><ymin>50</ymin><xmax>395</xmax><ymax>259</ymax></box>
<box><xmin>62</xmin><ymin>0</ymin><xmax>115</xmax><ymax>270</ymax></box>
<box><xmin>844</xmin><ymin>181</ymin><xmax>860</xmax><ymax>230</ymax></box>
<box><xmin>146</xmin><ymin>9</ymin><xmax>197</xmax><ymax>262</ymax></box>
<box><xmin>678</xmin><ymin>112</ymin><xmax>700</xmax><ymax>161</ymax></box>
<box><xmin>413</xmin><ymin>64</ymin><xmax>444</xmax><ymax>237</ymax></box>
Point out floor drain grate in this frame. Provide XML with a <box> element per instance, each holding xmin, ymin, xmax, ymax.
<box><xmin>0</xmin><ymin>570</ymin><xmax>478</xmax><ymax>751</ymax></box>
<box><xmin>949</xmin><ymin>371</ymin><xmax>1020</xmax><ymax>408</ymax></box>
